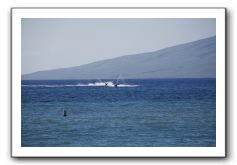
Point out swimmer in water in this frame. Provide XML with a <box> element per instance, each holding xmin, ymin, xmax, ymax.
<box><xmin>63</xmin><ymin>110</ymin><xmax>67</xmax><ymax>117</ymax></box>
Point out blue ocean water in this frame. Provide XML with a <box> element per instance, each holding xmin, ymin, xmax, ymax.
<box><xmin>21</xmin><ymin>79</ymin><xmax>216</xmax><ymax>147</ymax></box>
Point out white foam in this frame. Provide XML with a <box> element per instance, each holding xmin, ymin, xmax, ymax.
<box><xmin>76</xmin><ymin>81</ymin><xmax>139</xmax><ymax>87</ymax></box>
<box><xmin>115</xmin><ymin>84</ymin><xmax>139</xmax><ymax>87</ymax></box>
<box><xmin>22</xmin><ymin>81</ymin><xmax>139</xmax><ymax>88</ymax></box>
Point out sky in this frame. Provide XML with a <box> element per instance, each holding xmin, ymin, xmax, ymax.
<box><xmin>22</xmin><ymin>18</ymin><xmax>216</xmax><ymax>74</ymax></box>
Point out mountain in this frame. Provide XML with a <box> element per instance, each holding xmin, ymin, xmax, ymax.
<box><xmin>22</xmin><ymin>36</ymin><xmax>216</xmax><ymax>80</ymax></box>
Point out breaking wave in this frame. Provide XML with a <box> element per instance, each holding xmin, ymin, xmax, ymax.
<box><xmin>22</xmin><ymin>81</ymin><xmax>139</xmax><ymax>88</ymax></box>
<box><xmin>77</xmin><ymin>82</ymin><xmax>139</xmax><ymax>87</ymax></box>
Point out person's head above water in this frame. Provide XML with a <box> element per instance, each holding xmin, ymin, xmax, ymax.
<box><xmin>63</xmin><ymin>110</ymin><xmax>67</xmax><ymax>117</ymax></box>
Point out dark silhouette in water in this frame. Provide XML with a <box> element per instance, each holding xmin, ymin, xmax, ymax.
<box><xmin>114</xmin><ymin>84</ymin><xmax>118</xmax><ymax>87</ymax></box>
<box><xmin>105</xmin><ymin>82</ymin><xmax>108</xmax><ymax>86</ymax></box>
<box><xmin>63</xmin><ymin>110</ymin><xmax>67</xmax><ymax>117</ymax></box>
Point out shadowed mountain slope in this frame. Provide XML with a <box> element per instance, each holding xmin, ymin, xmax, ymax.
<box><xmin>22</xmin><ymin>36</ymin><xmax>216</xmax><ymax>80</ymax></box>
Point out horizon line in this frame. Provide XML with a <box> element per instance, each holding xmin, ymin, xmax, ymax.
<box><xmin>22</xmin><ymin>77</ymin><xmax>216</xmax><ymax>81</ymax></box>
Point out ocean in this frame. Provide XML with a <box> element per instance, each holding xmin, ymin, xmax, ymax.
<box><xmin>21</xmin><ymin>78</ymin><xmax>216</xmax><ymax>147</ymax></box>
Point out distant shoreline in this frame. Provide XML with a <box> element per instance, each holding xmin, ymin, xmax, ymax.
<box><xmin>21</xmin><ymin>78</ymin><xmax>216</xmax><ymax>81</ymax></box>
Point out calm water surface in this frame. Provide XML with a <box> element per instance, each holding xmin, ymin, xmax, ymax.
<box><xmin>21</xmin><ymin>79</ymin><xmax>216</xmax><ymax>147</ymax></box>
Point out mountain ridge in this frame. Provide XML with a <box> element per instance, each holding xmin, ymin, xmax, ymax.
<box><xmin>22</xmin><ymin>36</ymin><xmax>216</xmax><ymax>80</ymax></box>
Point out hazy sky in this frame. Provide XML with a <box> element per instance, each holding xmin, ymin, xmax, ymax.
<box><xmin>22</xmin><ymin>18</ymin><xmax>215</xmax><ymax>74</ymax></box>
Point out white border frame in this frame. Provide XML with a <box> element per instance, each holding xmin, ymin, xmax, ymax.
<box><xmin>11</xmin><ymin>8</ymin><xmax>226</xmax><ymax>157</ymax></box>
